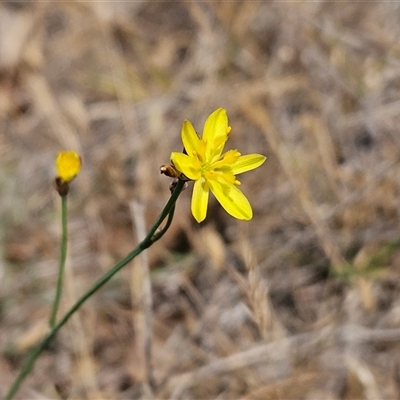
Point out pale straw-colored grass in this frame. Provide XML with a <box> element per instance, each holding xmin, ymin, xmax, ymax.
<box><xmin>1</xmin><ymin>1</ymin><xmax>400</xmax><ymax>399</ymax></box>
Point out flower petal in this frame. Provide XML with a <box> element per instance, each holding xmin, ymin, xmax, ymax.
<box><xmin>191</xmin><ymin>177</ymin><xmax>209</xmax><ymax>222</ymax></box>
<box><xmin>202</xmin><ymin>108</ymin><xmax>229</xmax><ymax>160</ymax></box>
<box><xmin>231</xmin><ymin>154</ymin><xmax>266</xmax><ymax>175</ymax></box>
<box><xmin>208</xmin><ymin>180</ymin><xmax>253</xmax><ymax>220</ymax></box>
<box><xmin>171</xmin><ymin>152</ymin><xmax>201</xmax><ymax>180</ymax></box>
<box><xmin>181</xmin><ymin>119</ymin><xmax>201</xmax><ymax>157</ymax></box>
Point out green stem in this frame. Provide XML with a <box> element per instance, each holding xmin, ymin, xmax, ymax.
<box><xmin>5</xmin><ymin>180</ymin><xmax>185</xmax><ymax>400</ymax></box>
<box><xmin>49</xmin><ymin>194</ymin><xmax>68</xmax><ymax>329</ymax></box>
<box><xmin>152</xmin><ymin>204</ymin><xmax>175</xmax><ymax>242</ymax></box>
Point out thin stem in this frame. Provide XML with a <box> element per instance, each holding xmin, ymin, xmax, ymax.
<box><xmin>5</xmin><ymin>180</ymin><xmax>185</xmax><ymax>400</ymax></box>
<box><xmin>49</xmin><ymin>194</ymin><xmax>68</xmax><ymax>329</ymax></box>
<box><xmin>151</xmin><ymin>205</ymin><xmax>175</xmax><ymax>242</ymax></box>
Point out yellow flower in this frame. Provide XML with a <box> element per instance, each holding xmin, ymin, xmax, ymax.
<box><xmin>55</xmin><ymin>151</ymin><xmax>81</xmax><ymax>183</ymax></box>
<box><xmin>171</xmin><ymin>108</ymin><xmax>266</xmax><ymax>222</ymax></box>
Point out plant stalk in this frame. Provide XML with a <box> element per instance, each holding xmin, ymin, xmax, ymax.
<box><xmin>49</xmin><ymin>194</ymin><xmax>68</xmax><ymax>329</ymax></box>
<box><xmin>5</xmin><ymin>180</ymin><xmax>185</xmax><ymax>400</ymax></box>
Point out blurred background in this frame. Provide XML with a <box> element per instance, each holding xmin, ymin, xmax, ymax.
<box><xmin>1</xmin><ymin>1</ymin><xmax>400</xmax><ymax>399</ymax></box>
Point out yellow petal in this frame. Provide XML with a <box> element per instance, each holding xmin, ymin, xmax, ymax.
<box><xmin>181</xmin><ymin>119</ymin><xmax>201</xmax><ymax>157</ymax></box>
<box><xmin>191</xmin><ymin>177</ymin><xmax>209</xmax><ymax>223</ymax></box>
<box><xmin>231</xmin><ymin>154</ymin><xmax>266</xmax><ymax>175</ymax></box>
<box><xmin>202</xmin><ymin>108</ymin><xmax>228</xmax><ymax>160</ymax></box>
<box><xmin>208</xmin><ymin>180</ymin><xmax>253</xmax><ymax>220</ymax></box>
<box><xmin>56</xmin><ymin>151</ymin><xmax>81</xmax><ymax>183</ymax></box>
<box><xmin>171</xmin><ymin>152</ymin><xmax>201</xmax><ymax>180</ymax></box>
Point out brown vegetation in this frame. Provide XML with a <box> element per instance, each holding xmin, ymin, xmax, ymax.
<box><xmin>1</xmin><ymin>1</ymin><xmax>400</xmax><ymax>399</ymax></box>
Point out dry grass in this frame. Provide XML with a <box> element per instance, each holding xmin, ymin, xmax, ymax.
<box><xmin>1</xmin><ymin>1</ymin><xmax>400</xmax><ymax>399</ymax></box>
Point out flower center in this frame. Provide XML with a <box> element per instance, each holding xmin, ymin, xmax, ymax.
<box><xmin>200</xmin><ymin>149</ymin><xmax>241</xmax><ymax>185</ymax></box>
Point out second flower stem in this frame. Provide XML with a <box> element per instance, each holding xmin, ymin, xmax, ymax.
<box><xmin>50</xmin><ymin>194</ymin><xmax>68</xmax><ymax>329</ymax></box>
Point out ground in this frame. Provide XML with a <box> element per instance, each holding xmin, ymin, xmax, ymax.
<box><xmin>1</xmin><ymin>1</ymin><xmax>400</xmax><ymax>399</ymax></box>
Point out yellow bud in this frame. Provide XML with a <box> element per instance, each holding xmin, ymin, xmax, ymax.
<box><xmin>56</xmin><ymin>151</ymin><xmax>81</xmax><ymax>184</ymax></box>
